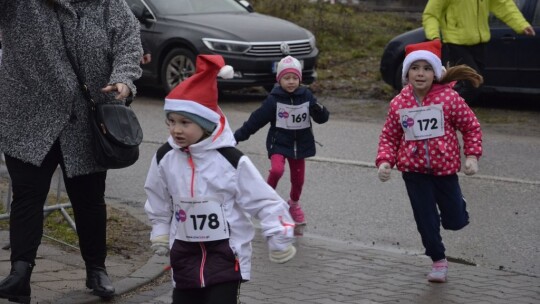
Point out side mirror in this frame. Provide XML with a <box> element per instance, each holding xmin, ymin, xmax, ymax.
<box><xmin>238</xmin><ymin>0</ymin><xmax>254</xmax><ymax>12</ymax></box>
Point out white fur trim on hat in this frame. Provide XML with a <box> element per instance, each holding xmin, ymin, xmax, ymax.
<box><xmin>401</xmin><ymin>50</ymin><xmax>443</xmax><ymax>84</ymax></box>
<box><xmin>218</xmin><ymin>65</ymin><xmax>234</xmax><ymax>79</ymax></box>
<box><xmin>164</xmin><ymin>98</ymin><xmax>220</xmax><ymax>123</ymax></box>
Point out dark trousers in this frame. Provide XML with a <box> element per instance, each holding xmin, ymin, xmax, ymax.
<box><xmin>402</xmin><ymin>172</ymin><xmax>469</xmax><ymax>262</ymax></box>
<box><xmin>442</xmin><ymin>43</ymin><xmax>486</xmax><ymax>104</ymax></box>
<box><xmin>172</xmin><ymin>281</ymin><xmax>241</xmax><ymax>304</ymax></box>
<box><xmin>4</xmin><ymin>140</ymin><xmax>107</xmax><ymax>267</ymax></box>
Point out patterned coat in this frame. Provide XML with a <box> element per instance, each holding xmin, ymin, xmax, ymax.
<box><xmin>376</xmin><ymin>83</ymin><xmax>482</xmax><ymax>176</ymax></box>
<box><xmin>0</xmin><ymin>0</ymin><xmax>142</xmax><ymax>177</ymax></box>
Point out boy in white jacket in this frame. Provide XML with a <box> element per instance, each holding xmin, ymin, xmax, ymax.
<box><xmin>144</xmin><ymin>55</ymin><xmax>296</xmax><ymax>304</ymax></box>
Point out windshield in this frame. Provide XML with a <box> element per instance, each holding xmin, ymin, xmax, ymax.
<box><xmin>148</xmin><ymin>0</ymin><xmax>249</xmax><ymax>15</ymax></box>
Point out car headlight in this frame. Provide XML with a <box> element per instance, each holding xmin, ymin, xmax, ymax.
<box><xmin>202</xmin><ymin>38</ymin><xmax>251</xmax><ymax>54</ymax></box>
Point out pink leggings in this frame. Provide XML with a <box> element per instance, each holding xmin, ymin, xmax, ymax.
<box><xmin>267</xmin><ymin>154</ymin><xmax>305</xmax><ymax>202</ymax></box>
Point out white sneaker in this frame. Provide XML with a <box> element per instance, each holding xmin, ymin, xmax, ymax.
<box><xmin>427</xmin><ymin>259</ymin><xmax>448</xmax><ymax>283</ymax></box>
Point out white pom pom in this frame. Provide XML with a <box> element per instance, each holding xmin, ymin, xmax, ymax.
<box><xmin>218</xmin><ymin>65</ymin><xmax>234</xmax><ymax>79</ymax></box>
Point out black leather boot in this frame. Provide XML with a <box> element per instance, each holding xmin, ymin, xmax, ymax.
<box><xmin>86</xmin><ymin>266</ymin><xmax>115</xmax><ymax>298</ymax></box>
<box><xmin>0</xmin><ymin>261</ymin><xmax>34</xmax><ymax>304</ymax></box>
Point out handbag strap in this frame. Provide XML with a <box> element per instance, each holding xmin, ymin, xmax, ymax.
<box><xmin>55</xmin><ymin>1</ymin><xmax>133</xmax><ymax>107</ymax></box>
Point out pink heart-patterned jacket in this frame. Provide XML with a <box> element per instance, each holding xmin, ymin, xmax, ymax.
<box><xmin>376</xmin><ymin>83</ymin><xmax>482</xmax><ymax>176</ymax></box>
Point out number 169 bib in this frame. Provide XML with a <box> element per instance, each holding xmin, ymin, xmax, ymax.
<box><xmin>174</xmin><ymin>197</ymin><xmax>229</xmax><ymax>242</ymax></box>
<box><xmin>399</xmin><ymin>104</ymin><xmax>445</xmax><ymax>141</ymax></box>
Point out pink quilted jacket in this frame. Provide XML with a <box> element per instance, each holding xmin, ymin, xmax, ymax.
<box><xmin>376</xmin><ymin>83</ymin><xmax>482</xmax><ymax>176</ymax></box>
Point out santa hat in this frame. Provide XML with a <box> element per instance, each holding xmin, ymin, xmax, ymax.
<box><xmin>276</xmin><ymin>55</ymin><xmax>302</xmax><ymax>82</ymax></box>
<box><xmin>401</xmin><ymin>40</ymin><xmax>444</xmax><ymax>84</ymax></box>
<box><xmin>164</xmin><ymin>55</ymin><xmax>234</xmax><ymax>129</ymax></box>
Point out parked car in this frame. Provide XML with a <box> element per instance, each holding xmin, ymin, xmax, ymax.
<box><xmin>380</xmin><ymin>0</ymin><xmax>540</xmax><ymax>96</ymax></box>
<box><xmin>126</xmin><ymin>0</ymin><xmax>319</xmax><ymax>93</ymax></box>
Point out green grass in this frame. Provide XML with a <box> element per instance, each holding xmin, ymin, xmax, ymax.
<box><xmin>250</xmin><ymin>0</ymin><xmax>422</xmax><ymax>99</ymax></box>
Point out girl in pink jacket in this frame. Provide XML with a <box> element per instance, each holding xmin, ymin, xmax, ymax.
<box><xmin>375</xmin><ymin>40</ymin><xmax>483</xmax><ymax>283</ymax></box>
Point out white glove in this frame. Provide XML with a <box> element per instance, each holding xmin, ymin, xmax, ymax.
<box><xmin>463</xmin><ymin>156</ymin><xmax>478</xmax><ymax>176</ymax></box>
<box><xmin>378</xmin><ymin>162</ymin><xmax>392</xmax><ymax>182</ymax></box>
<box><xmin>269</xmin><ymin>244</ymin><xmax>296</xmax><ymax>264</ymax></box>
<box><xmin>150</xmin><ymin>235</ymin><xmax>170</xmax><ymax>256</ymax></box>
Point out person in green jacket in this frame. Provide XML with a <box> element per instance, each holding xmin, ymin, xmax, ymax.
<box><xmin>422</xmin><ymin>0</ymin><xmax>535</xmax><ymax>103</ymax></box>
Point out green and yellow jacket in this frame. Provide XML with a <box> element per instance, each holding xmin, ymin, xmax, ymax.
<box><xmin>423</xmin><ymin>0</ymin><xmax>531</xmax><ymax>45</ymax></box>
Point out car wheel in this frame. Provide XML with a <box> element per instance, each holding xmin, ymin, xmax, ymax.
<box><xmin>161</xmin><ymin>48</ymin><xmax>196</xmax><ymax>93</ymax></box>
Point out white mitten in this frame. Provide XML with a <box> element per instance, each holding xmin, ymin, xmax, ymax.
<box><xmin>378</xmin><ymin>162</ymin><xmax>392</xmax><ymax>182</ymax></box>
<box><xmin>463</xmin><ymin>156</ymin><xmax>478</xmax><ymax>176</ymax></box>
<box><xmin>269</xmin><ymin>244</ymin><xmax>296</xmax><ymax>264</ymax></box>
<box><xmin>150</xmin><ymin>235</ymin><xmax>170</xmax><ymax>256</ymax></box>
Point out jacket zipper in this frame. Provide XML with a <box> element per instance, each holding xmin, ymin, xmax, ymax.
<box><xmin>186</xmin><ymin>148</ymin><xmax>206</xmax><ymax>287</ymax></box>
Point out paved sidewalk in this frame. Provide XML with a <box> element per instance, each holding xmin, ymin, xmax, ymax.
<box><xmin>0</xmin><ymin>202</ymin><xmax>538</xmax><ymax>304</ymax></box>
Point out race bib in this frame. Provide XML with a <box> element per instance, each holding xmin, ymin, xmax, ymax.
<box><xmin>399</xmin><ymin>104</ymin><xmax>445</xmax><ymax>141</ymax></box>
<box><xmin>275</xmin><ymin>102</ymin><xmax>311</xmax><ymax>130</ymax></box>
<box><xmin>174</xmin><ymin>197</ymin><xmax>229</xmax><ymax>242</ymax></box>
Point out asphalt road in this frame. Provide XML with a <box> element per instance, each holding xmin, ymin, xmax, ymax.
<box><xmin>106</xmin><ymin>89</ymin><xmax>540</xmax><ymax>280</ymax></box>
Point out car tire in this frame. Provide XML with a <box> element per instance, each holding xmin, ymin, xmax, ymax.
<box><xmin>160</xmin><ymin>48</ymin><xmax>196</xmax><ymax>93</ymax></box>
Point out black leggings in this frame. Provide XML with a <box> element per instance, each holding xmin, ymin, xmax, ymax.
<box><xmin>4</xmin><ymin>140</ymin><xmax>108</xmax><ymax>267</ymax></box>
<box><xmin>172</xmin><ymin>281</ymin><xmax>241</xmax><ymax>304</ymax></box>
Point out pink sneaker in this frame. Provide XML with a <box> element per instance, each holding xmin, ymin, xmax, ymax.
<box><xmin>288</xmin><ymin>200</ymin><xmax>306</xmax><ymax>225</ymax></box>
<box><xmin>427</xmin><ymin>259</ymin><xmax>448</xmax><ymax>283</ymax></box>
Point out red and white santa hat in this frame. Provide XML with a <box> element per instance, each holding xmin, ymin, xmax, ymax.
<box><xmin>401</xmin><ymin>39</ymin><xmax>444</xmax><ymax>84</ymax></box>
<box><xmin>164</xmin><ymin>55</ymin><xmax>234</xmax><ymax>128</ymax></box>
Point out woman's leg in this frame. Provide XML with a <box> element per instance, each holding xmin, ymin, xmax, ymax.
<box><xmin>61</xmin><ymin>166</ymin><xmax>113</xmax><ymax>297</ymax></box>
<box><xmin>62</xmin><ymin>169</ymin><xmax>107</xmax><ymax>268</ymax></box>
<box><xmin>4</xmin><ymin>143</ymin><xmax>61</xmax><ymax>263</ymax></box>
<box><xmin>267</xmin><ymin>154</ymin><xmax>286</xmax><ymax>189</ymax></box>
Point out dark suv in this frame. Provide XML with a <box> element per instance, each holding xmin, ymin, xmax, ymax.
<box><xmin>127</xmin><ymin>0</ymin><xmax>319</xmax><ymax>93</ymax></box>
<box><xmin>380</xmin><ymin>0</ymin><xmax>540</xmax><ymax>96</ymax></box>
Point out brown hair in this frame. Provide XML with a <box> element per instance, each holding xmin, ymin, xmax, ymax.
<box><xmin>438</xmin><ymin>64</ymin><xmax>484</xmax><ymax>88</ymax></box>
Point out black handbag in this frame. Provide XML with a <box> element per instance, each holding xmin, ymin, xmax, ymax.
<box><xmin>90</xmin><ymin>99</ymin><xmax>143</xmax><ymax>169</ymax></box>
<box><xmin>58</xmin><ymin>8</ymin><xmax>143</xmax><ymax>169</ymax></box>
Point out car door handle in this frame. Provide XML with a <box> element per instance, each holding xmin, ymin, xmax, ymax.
<box><xmin>501</xmin><ymin>35</ymin><xmax>516</xmax><ymax>41</ymax></box>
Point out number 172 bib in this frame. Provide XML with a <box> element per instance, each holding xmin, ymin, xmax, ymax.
<box><xmin>399</xmin><ymin>104</ymin><xmax>445</xmax><ymax>141</ymax></box>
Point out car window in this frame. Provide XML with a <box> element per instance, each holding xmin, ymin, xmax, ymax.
<box><xmin>147</xmin><ymin>0</ymin><xmax>248</xmax><ymax>15</ymax></box>
<box><xmin>489</xmin><ymin>0</ymin><xmax>527</xmax><ymax>27</ymax></box>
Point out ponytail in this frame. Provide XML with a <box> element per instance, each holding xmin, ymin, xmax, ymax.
<box><xmin>438</xmin><ymin>64</ymin><xmax>484</xmax><ymax>88</ymax></box>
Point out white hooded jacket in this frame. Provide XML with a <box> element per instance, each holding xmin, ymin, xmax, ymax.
<box><xmin>144</xmin><ymin>119</ymin><xmax>295</xmax><ymax>286</ymax></box>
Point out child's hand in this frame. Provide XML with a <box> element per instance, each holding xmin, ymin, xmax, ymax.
<box><xmin>378</xmin><ymin>162</ymin><xmax>392</xmax><ymax>182</ymax></box>
<box><xmin>269</xmin><ymin>244</ymin><xmax>296</xmax><ymax>264</ymax></box>
<box><xmin>463</xmin><ymin>156</ymin><xmax>478</xmax><ymax>176</ymax></box>
<box><xmin>150</xmin><ymin>235</ymin><xmax>170</xmax><ymax>256</ymax></box>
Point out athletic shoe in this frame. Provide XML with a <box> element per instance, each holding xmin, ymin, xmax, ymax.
<box><xmin>427</xmin><ymin>259</ymin><xmax>448</xmax><ymax>283</ymax></box>
<box><xmin>288</xmin><ymin>200</ymin><xmax>306</xmax><ymax>225</ymax></box>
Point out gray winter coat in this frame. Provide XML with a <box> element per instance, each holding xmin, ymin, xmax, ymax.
<box><xmin>0</xmin><ymin>0</ymin><xmax>142</xmax><ymax>177</ymax></box>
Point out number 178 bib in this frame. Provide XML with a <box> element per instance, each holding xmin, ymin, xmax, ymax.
<box><xmin>398</xmin><ymin>104</ymin><xmax>445</xmax><ymax>141</ymax></box>
<box><xmin>174</xmin><ymin>196</ymin><xmax>229</xmax><ymax>242</ymax></box>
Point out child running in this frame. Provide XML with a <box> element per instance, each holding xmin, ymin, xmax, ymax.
<box><xmin>375</xmin><ymin>40</ymin><xmax>483</xmax><ymax>283</ymax></box>
<box><xmin>234</xmin><ymin>55</ymin><xmax>329</xmax><ymax>229</ymax></box>
<box><xmin>144</xmin><ymin>55</ymin><xmax>297</xmax><ymax>304</ymax></box>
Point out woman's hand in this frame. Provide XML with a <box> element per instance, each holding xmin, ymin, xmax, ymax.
<box><xmin>101</xmin><ymin>83</ymin><xmax>131</xmax><ymax>100</ymax></box>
